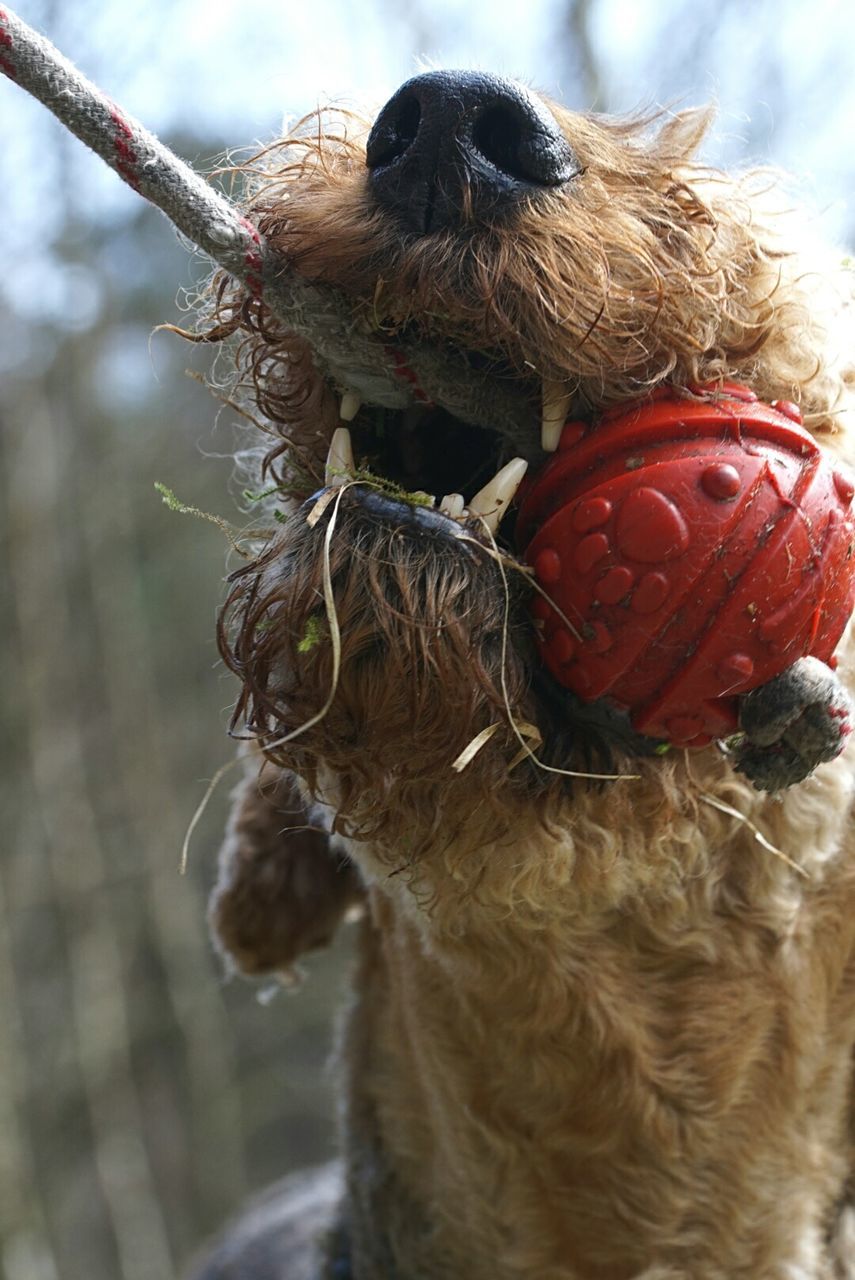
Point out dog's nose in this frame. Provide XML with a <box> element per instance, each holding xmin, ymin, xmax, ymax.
<box><xmin>366</xmin><ymin>70</ymin><xmax>578</xmax><ymax>234</ymax></box>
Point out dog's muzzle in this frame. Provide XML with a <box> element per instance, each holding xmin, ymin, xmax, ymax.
<box><xmin>366</xmin><ymin>70</ymin><xmax>579</xmax><ymax>234</ymax></box>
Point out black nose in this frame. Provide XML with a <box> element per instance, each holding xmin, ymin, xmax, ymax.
<box><xmin>366</xmin><ymin>70</ymin><xmax>579</xmax><ymax>235</ymax></box>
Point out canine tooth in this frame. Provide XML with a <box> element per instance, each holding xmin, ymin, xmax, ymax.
<box><xmin>469</xmin><ymin>458</ymin><xmax>528</xmax><ymax>533</ymax></box>
<box><xmin>339</xmin><ymin>391</ymin><xmax>362</xmax><ymax>422</ymax></box>
<box><xmin>440</xmin><ymin>494</ymin><xmax>465</xmax><ymax>518</ymax></box>
<box><xmin>325</xmin><ymin>427</ymin><xmax>355</xmax><ymax>486</ymax></box>
<box><xmin>542</xmin><ymin>380</ymin><xmax>573</xmax><ymax>452</ymax></box>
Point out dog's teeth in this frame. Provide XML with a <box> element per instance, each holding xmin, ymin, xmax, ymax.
<box><xmin>542</xmin><ymin>381</ymin><xmax>573</xmax><ymax>452</ymax></box>
<box><xmin>440</xmin><ymin>493</ymin><xmax>465</xmax><ymax>518</ymax></box>
<box><xmin>339</xmin><ymin>391</ymin><xmax>362</xmax><ymax>422</ymax></box>
<box><xmin>325</xmin><ymin>427</ymin><xmax>355</xmax><ymax>486</ymax></box>
<box><xmin>468</xmin><ymin>458</ymin><xmax>528</xmax><ymax>534</ymax></box>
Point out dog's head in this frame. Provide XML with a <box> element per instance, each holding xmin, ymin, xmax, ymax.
<box><xmin>234</xmin><ymin>72</ymin><xmax>808</xmax><ymax>410</ymax></box>
<box><xmin>209</xmin><ymin>72</ymin><xmax>847</xmax><ymax>866</ymax></box>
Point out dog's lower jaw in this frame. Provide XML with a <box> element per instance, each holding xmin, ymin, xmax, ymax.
<box><xmin>331</xmin><ymin>747</ymin><xmax>855</xmax><ymax>1280</ymax></box>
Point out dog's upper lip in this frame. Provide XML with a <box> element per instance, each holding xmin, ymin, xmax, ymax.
<box><xmin>331</xmin><ymin>373</ymin><xmax>576</xmax><ymax>462</ymax></box>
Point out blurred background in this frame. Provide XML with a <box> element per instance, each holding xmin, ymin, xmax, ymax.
<box><xmin>1</xmin><ymin>1</ymin><xmax>854</xmax><ymax>1277</ymax></box>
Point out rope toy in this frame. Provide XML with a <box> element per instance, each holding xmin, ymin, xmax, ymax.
<box><xmin>0</xmin><ymin>5</ymin><xmax>539</xmax><ymax>454</ymax></box>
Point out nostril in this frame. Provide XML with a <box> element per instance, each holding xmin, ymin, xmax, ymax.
<box><xmin>472</xmin><ymin>105</ymin><xmax>527</xmax><ymax>182</ymax></box>
<box><xmin>366</xmin><ymin>94</ymin><xmax>422</xmax><ymax>171</ymax></box>
<box><xmin>472</xmin><ymin>103</ymin><xmax>577</xmax><ymax>187</ymax></box>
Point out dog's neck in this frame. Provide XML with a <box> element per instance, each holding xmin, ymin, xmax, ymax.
<box><xmin>335</xmin><ymin>754</ymin><xmax>855</xmax><ymax>1280</ymax></box>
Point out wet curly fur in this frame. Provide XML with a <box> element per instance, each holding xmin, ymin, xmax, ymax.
<box><xmin>198</xmin><ymin>91</ymin><xmax>855</xmax><ymax>1280</ymax></box>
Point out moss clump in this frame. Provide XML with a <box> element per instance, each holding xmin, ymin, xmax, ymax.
<box><xmin>351</xmin><ymin>468</ymin><xmax>435</xmax><ymax>508</ymax></box>
<box><xmin>297</xmin><ymin>615</ymin><xmax>327</xmax><ymax>653</ymax></box>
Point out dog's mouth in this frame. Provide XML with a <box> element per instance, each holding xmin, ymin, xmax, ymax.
<box><xmin>320</xmin><ymin>392</ymin><xmax>535</xmax><ymax>543</ymax></box>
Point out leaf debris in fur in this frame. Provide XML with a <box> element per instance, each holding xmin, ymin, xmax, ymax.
<box><xmin>297</xmin><ymin>615</ymin><xmax>327</xmax><ymax>653</ymax></box>
<box><xmin>452</xmin><ymin>723</ymin><xmax>502</xmax><ymax>772</ymax></box>
<box><xmin>306</xmin><ymin>487</ymin><xmax>339</xmax><ymax>527</ymax></box>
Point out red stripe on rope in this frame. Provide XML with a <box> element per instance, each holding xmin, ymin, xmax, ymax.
<box><xmin>384</xmin><ymin>345</ymin><xmax>431</xmax><ymax>403</ymax></box>
<box><xmin>238</xmin><ymin>216</ymin><xmax>264</xmax><ymax>297</ymax></box>
<box><xmin>0</xmin><ymin>9</ymin><xmax>18</xmax><ymax>80</ymax></box>
<box><xmin>109</xmin><ymin>105</ymin><xmax>141</xmax><ymax>192</ymax></box>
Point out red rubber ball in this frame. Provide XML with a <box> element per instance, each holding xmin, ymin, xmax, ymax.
<box><xmin>516</xmin><ymin>385</ymin><xmax>855</xmax><ymax>747</ymax></box>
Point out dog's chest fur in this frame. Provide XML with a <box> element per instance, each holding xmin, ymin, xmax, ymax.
<box><xmin>333</xmin><ymin>748</ymin><xmax>855</xmax><ymax>1280</ymax></box>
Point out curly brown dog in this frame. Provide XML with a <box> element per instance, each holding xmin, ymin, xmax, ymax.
<box><xmin>192</xmin><ymin>73</ymin><xmax>855</xmax><ymax>1280</ymax></box>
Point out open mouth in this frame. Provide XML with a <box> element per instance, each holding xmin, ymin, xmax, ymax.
<box><xmin>318</xmin><ymin>376</ymin><xmax>575</xmax><ymax>541</ymax></box>
<box><xmin>323</xmin><ymin>399</ymin><xmax>529</xmax><ymax>540</ymax></box>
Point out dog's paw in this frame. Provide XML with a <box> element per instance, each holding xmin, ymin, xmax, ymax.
<box><xmin>210</xmin><ymin>760</ymin><xmax>364</xmax><ymax>978</ymax></box>
<box><xmin>733</xmin><ymin>656</ymin><xmax>853</xmax><ymax>791</ymax></box>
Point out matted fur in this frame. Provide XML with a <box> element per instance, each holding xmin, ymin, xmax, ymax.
<box><xmin>200</xmin><ymin>91</ymin><xmax>855</xmax><ymax>1280</ymax></box>
<box><xmin>218</xmin><ymin>493</ymin><xmax>541</xmax><ymax>853</ymax></box>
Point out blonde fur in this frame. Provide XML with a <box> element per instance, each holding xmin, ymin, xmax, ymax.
<box><xmin>204</xmin><ymin>93</ymin><xmax>855</xmax><ymax>1279</ymax></box>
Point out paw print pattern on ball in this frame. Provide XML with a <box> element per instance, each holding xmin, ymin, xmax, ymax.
<box><xmin>517</xmin><ymin>386</ymin><xmax>855</xmax><ymax>748</ymax></box>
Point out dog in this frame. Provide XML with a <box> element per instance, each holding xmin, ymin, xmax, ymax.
<box><xmin>191</xmin><ymin>72</ymin><xmax>855</xmax><ymax>1279</ymax></box>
